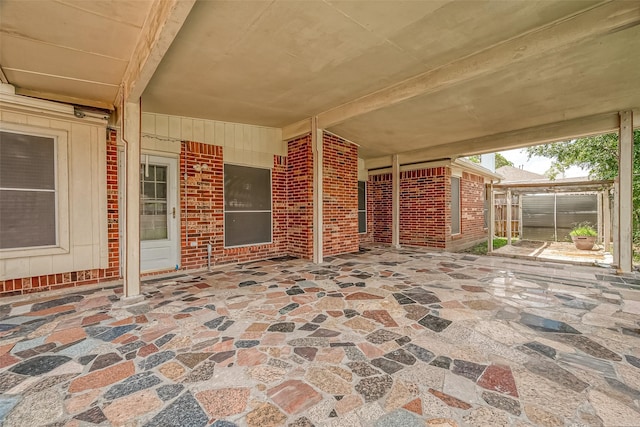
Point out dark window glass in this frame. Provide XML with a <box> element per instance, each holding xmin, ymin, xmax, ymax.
<box><xmin>0</xmin><ymin>131</ymin><xmax>56</xmax><ymax>249</ymax></box>
<box><xmin>0</xmin><ymin>131</ymin><xmax>55</xmax><ymax>190</ymax></box>
<box><xmin>224</xmin><ymin>164</ymin><xmax>271</xmax><ymax>246</ymax></box>
<box><xmin>451</xmin><ymin>177</ymin><xmax>460</xmax><ymax>234</ymax></box>
<box><xmin>0</xmin><ymin>190</ymin><xmax>56</xmax><ymax>249</ymax></box>
<box><xmin>224</xmin><ymin>164</ymin><xmax>271</xmax><ymax>211</ymax></box>
<box><xmin>358</xmin><ymin>181</ymin><xmax>366</xmax><ymax>233</ymax></box>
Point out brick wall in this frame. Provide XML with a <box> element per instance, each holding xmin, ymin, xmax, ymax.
<box><xmin>286</xmin><ymin>135</ymin><xmax>314</xmax><ymax>259</ymax></box>
<box><xmin>448</xmin><ymin>171</ymin><xmax>487</xmax><ymax>251</ymax></box>
<box><xmin>365</xmin><ymin>166</ymin><xmax>487</xmax><ymax>251</ymax></box>
<box><xmin>0</xmin><ymin>129</ymin><xmax>121</xmax><ymax>297</ymax></box>
<box><xmin>369</xmin><ymin>173</ymin><xmax>392</xmax><ymax>244</ymax></box>
<box><xmin>180</xmin><ymin>141</ymin><xmax>288</xmax><ymax>270</ymax></box>
<box><xmin>323</xmin><ymin>133</ymin><xmax>359</xmax><ymax>256</ymax></box>
<box><xmin>400</xmin><ymin>167</ymin><xmax>448</xmax><ymax>248</ymax></box>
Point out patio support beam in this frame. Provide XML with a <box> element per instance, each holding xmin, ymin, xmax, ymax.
<box><xmin>312</xmin><ymin>117</ymin><xmax>324</xmax><ymax>264</ymax></box>
<box><xmin>506</xmin><ymin>189</ymin><xmax>512</xmax><ymax>245</ymax></box>
<box><xmin>392</xmin><ymin>154</ymin><xmax>400</xmax><ymax>249</ymax></box>
<box><xmin>116</xmin><ymin>0</ymin><xmax>195</xmax><ymax>105</ymax></box>
<box><xmin>488</xmin><ymin>183</ymin><xmax>495</xmax><ymax>252</ymax></box>
<box><xmin>115</xmin><ymin>0</ymin><xmax>194</xmax><ymax>298</ymax></box>
<box><xmin>603</xmin><ymin>190</ymin><xmax>611</xmax><ymax>252</ymax></box>
<box><xmin>366</xmin><ymin>112</ymin><xmax>620</xmax><ymax>168</ymax></box>
<box><xmin>316</xmin><ymin>2</ymin><xmax>640</xmax><ymax>129</ymax></box>
<box><xmin>123</xmin><ymin>100</ymin><xmax>141</xmax><ymax>298</ymax></box>
<box><xmin>618</xmin><ymin>110</ymin><xmax>634</xmax><ymax>273</ymax></box>
<box><xmin>283</xmin><ymin>118</ymin><xmax>312</xmax><ymax>141</ymax></box>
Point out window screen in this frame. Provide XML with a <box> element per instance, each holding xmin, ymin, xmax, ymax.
<box><xmin>451</xmin><ymin>176</ymin><xmax>460</xmax><ymax>235</ymax></box>
<box><xmin>358</xmin><ymin>181</ymin><xmax>367</xmax><ymax>233</ymax></box>
<box><xmin>0</xmin><ymin>131</ymin><xmax>56</xmax><ymax>249</ymax></box>
<box><xmin>224</xmin><ymin>164</ymin><xmax>271</xmax><ymax>247</ymax></box>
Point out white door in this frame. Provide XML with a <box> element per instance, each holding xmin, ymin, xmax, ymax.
<box><xmin>140</xmin><ymin>155</ymin><xmax>179</xmax><ymax>272</ymax></box>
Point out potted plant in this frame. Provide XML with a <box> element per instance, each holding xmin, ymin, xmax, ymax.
<box><xmin>569</xmin><ymin>223</ymin><xmax>597</xmax><ymax>250</ymax></box>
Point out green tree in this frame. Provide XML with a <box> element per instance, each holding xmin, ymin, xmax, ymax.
<box><xmin>467</xmin><ymin>153</ymin><xmax>514</xmax><ymax>169</ymax></box>
<box><xmin>526</xmin><ymin>131</ymin><xmax>640</xmax><ymax>251</ymax></box>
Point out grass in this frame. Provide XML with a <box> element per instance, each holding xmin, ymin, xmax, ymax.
<box><xmin>462</xmin><ymin>237</ymin><xmax>509</xmax><ymax>255</ymax></box>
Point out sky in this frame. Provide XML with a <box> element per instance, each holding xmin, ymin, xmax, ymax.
<box><xmin>498</xmin><ymin>148</ymin><xmax>589</xmax><ymax>178</ymax></box>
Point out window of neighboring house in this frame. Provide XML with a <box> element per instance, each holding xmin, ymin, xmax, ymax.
<box><xmin>451</xmin><ymin>176</ymin><xmax>461</xmax><ymax>234</ymax></box>
<box><xmin>358</xmin><ymin>181</ymin><xmax>367</xmax><ymax>233</ymax></box>
<box><xmin>224</xmin><ymin>164</ymin><xmax>272</xmax><ymax>247</ymax></box>
<box><xmin>0</xmin><ymin>130</ymin><xmax>57</xmax><ymax>250</ymax></box>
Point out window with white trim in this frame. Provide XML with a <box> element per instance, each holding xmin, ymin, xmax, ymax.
<box><xmin>0</xmin><ymin>130</ymin><xmax>57</xmax><ymax>249</ymax></box>
<box><xmin>358</xmin><ymin>180</ymin><xmax>367</xmax><ymax>233</ymax></box>
<box><xmin>224</xmin><ymin>164</ymin><xmax>272</xmax><ymax>247</ymax></box>
<box><xmin>451</xmin><ymin>176</ymin><xmax>461</xmax><ymax>235</ymax></box>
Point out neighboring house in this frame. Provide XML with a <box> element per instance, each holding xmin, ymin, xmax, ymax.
<box><xmin>493</xmin><ymin>164</ymin><xmax>611</xmax><ymax>243</ymax></box>
<box><xmin>495</xmin><ymin>165</ymin><xmax>546</xmax><ymax>182</ymax></box>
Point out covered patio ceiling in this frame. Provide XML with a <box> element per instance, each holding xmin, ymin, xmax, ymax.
<box><xmin>1</xmin><ymin>0</ymin><xmax>639</xmax><ymax>161</ymax></box>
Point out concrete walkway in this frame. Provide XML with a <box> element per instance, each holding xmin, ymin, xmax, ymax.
<box><xmin>0</xmin><ymin>245</ymin><xmax>639</xmax><ymax>426</ymax></box>
<box><xmin>492</xmin><ymin>241</ymin><xmax>614</xmax><ymax>267</ymax></box>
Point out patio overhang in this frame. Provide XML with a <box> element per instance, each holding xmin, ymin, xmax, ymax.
<box><xmin>494</xmin><ymin>179</ymin><xmax>615</xmax><ymax>195</ymax></box>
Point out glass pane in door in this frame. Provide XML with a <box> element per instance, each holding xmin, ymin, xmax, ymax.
<box><xmin>140</xmin><ymin>164</ymin><xmax>168</xmax><ymax>240</ymax></box>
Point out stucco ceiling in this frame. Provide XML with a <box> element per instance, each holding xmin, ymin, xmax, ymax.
<box><xmin>1</xmin><ymin>0</ymin><xmax>639</xmax><ymax>160</ymax></box>
<box><xmin>0</xmin><ymin>0</ymin><xmax>153</xmax><ymax>107</ymax></box>
<box><xmin>143</xmin><ymin>0</ymin><xmax>604</xmax><ymax>125</ymax></box>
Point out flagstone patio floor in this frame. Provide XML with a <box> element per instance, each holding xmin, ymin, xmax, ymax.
<box><xmin>1</xmin><ymin>245</ymin><xmax>639</xmax><ymax>427</ymax></box>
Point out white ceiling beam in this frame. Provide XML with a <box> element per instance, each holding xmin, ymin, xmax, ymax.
<box><xmin>318</xmin><ymin>1</ymin><xmax>640</xmax><ymax>129</ymax></box>
<box><xmin>282</xmin><ymin>117</ymin><xmax>312</xmax><ymax>141</ymax></box>
<box><xmin>116</xmin><ymin>0</ymin><xmax>195</xmax><ymax>105</ymax></box>
<box><xmin>365</xmin><ymin>112</ymin><xmax>620</xmax><ymax>168</ymax></box>
<box><xmin>0</xmin><ymin>64</ymin><xmax>8</xmax><ymax>84</ymax></box>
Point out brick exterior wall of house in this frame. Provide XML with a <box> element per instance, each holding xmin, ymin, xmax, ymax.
<box><xmin>400</xmin><ymin>167</ymin><xmax>449</xmax><ymax>248</ymax></box>
<box><xmin>364</xmin><ymin>167</ymin><xmax>487</xmax><ymax>251</ymax></box>
<box><xmin>286</xmin><ymin>134</ymin><xmax>314</xmax><ymax>259</ymax></box>
<box><xmin>1</xmin><ymin>130</ymin><xmax>487</xmax><ymax>297</ymax></box>
<box><xmin>369</xmin><ymin>173</ymin><xmax>393</xmax><ymax>244</ymax></box>
<box><xmin>448</xmin><ymin>171</ymin><xmax>487</xmax><ymax>251</ymax></box>
<box><xmin>322</xmin><ymin>133</ymin><xmax>359</xmax><ymax>257</ymax></box>
<box><xmin>180</xmin><ymin>141</ymin><xmax>288</xmax><ymax>270</ymax></box>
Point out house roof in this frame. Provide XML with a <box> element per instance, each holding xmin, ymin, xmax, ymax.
<box><xmin>496</xmin><ymin>166</ymin><xmax>546</xmax><ymax>182</ymax></box>
<box><xmin>1</xmin><ymin>1</ymin><xmax>639</xmax><ymax>162</ymax></box>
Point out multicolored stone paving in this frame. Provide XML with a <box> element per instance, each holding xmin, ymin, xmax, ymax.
<box><xmin>1</xmin><ymin>245</ymin><xmax>639</xmax><ymax>426</ymax></box>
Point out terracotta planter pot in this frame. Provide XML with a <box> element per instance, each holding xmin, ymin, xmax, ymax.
<box><xmin>571</xmin><ymin>235</ymin><xmax>596</xmax><ymax>250</ymax></box>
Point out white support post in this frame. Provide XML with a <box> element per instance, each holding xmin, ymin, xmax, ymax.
<box><xmin>553</xmin><ymin>193</ymin><xmax>558</xmax><ymax>242</ymax></box>
<box><xmin>488</xmin><ymin>182</ymin><xmax>495</xmax><ymax>252</ymax></box>
<box><xmin>506</xmin><ymin>189</ymin><xmax>512</xmax><ymax>245</ymax></box>
<box><xmin>392</xmin><ymin>154</ymin><xmax>400</xmax><ymax>249</ymax></box>
<box><xmin>604</xmin><ymin>189</ymin><xmax>611</xmax><ymax>252</ymax></box>
<box><xmin>618</xmin><ymin>110</ymin><xmax>633</xmax><ymax>273</ymax></box>
<box><xmin>518</xmin><ymin>194</ymin><xmax>523</xmax><ymax>239</ymax></box>
<box><xmin>597</xmin><ymin>191</ymin><xmax>603</xmax><ymax>244</ymax></box>
<box><xmin>123</xmin><ymin>100</ymin><xmax>141</xmax><ymax>298</ymax></box>
<box><xmin>613</xmin><ymin>181</ymin><xmax>620</xmax><ymax>267</ymax></box>
<box><xmin>312</xmin><ymin>117</ymin><xmax>324</xmax><ymax>264</ymax></box>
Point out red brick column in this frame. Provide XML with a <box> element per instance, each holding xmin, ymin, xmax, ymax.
<box><xmin>370</xmin><ymin>173</ymin><xmax>393</xmax><ymax>244</ymax></box>
<box><xmin>322</xmin><ymin>133</ymin><xmax>359</xmax><ymax>256</ymax></box>
<box><xmin>287</xmin><ymin>135</ymin><xmax>314</xmax><ymax>259</ymax></box>
<box><xmin>180</xmin><ymin>141</ymin><xmax>224</xmax><ymax>270</ymax></box>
